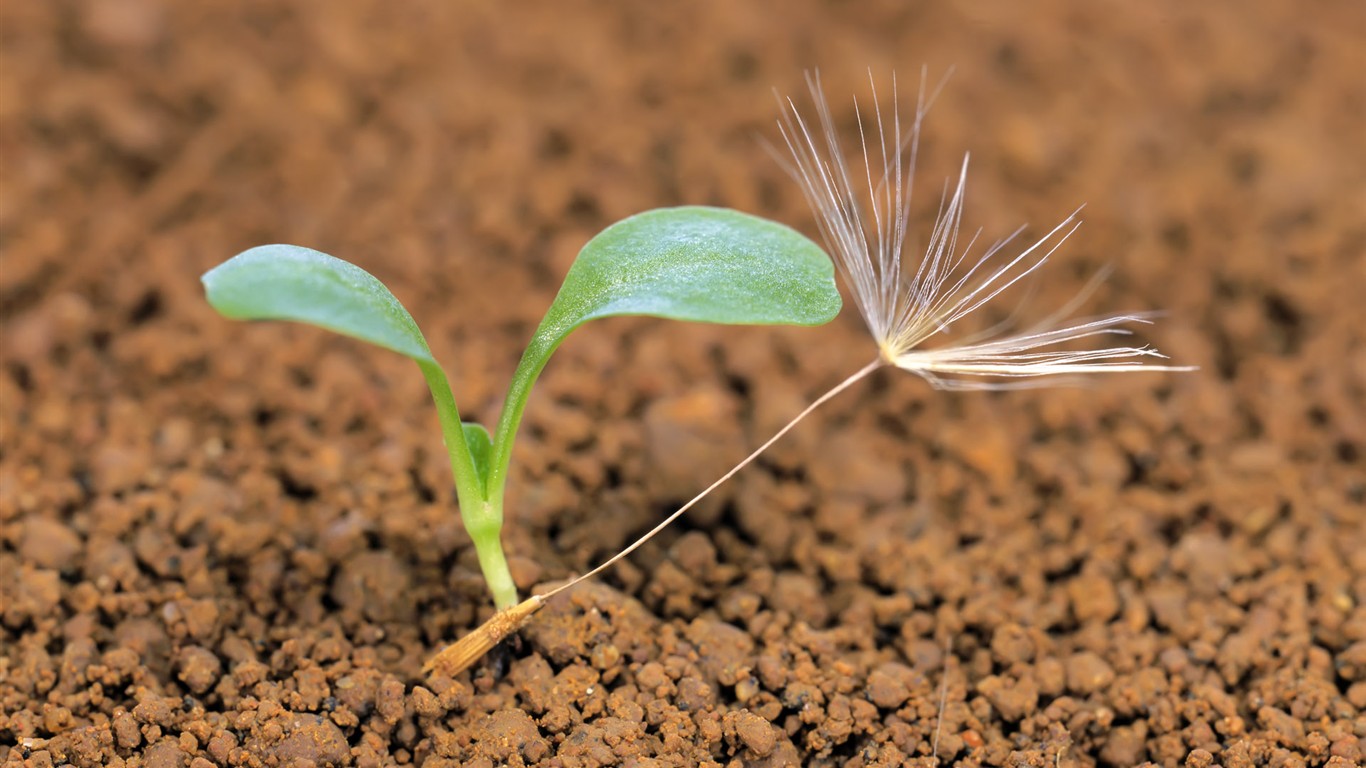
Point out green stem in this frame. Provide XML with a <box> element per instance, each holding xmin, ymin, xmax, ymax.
<box><xmin>471</xmin><ymin>530</ymin><xmax>517</xmax><ymax>610</ymax></box>
<box><xmin>419</xmin><ymin>360</ymin><xmax>519</xmax><ymax>610</ymax></box>
<box><xmin>485</xmin><ymin>338</ymin><xmax>554</xmax><ymax>522</ymax></box>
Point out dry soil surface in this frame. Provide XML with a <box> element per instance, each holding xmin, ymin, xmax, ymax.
<box><xmin>2</xmin><ymin>2</ymin><xmax>1364</xmax><ymax>767</ymax></box>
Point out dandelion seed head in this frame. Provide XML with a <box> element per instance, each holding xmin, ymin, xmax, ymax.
<box><xmin>775</xmin><ymin>70</ymin><xmax>1193</xmax><ymax>389</ymax></box>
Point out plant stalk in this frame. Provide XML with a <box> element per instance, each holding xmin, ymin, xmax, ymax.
<box><xmin>419</xmin><ymin>360</ymin><xmax>519</xmax><ymax>610</ymax></box>
<box><xmin>469</xmin><ymin>517</ymin><xmax>519</xmax><ymax>610</ymax></box>
<box><xmin>485</xmin><ymin>337</ymin><xmax>554</xmax><ymax>511</ymax></box>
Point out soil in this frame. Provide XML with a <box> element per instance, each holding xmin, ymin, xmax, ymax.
<box><xmin>2</xmin><ymin>1</ymin><xmax>1363</xmax><ymax>767</ymax></box>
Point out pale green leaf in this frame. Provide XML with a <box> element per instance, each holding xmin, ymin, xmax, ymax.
<box><xmin>537</xmin><ymin>206</ymin><xmax>840</xmax><ymax>346</ymax></box>
<box><xmin>202</xmin><ymin>244</ymin><xmax>434</xmax><ymax>363</ymax></box>
<box><xmin>462</xmin><ymin>422</ymin><xmax>493</xmax><ymax>487</ymax></box>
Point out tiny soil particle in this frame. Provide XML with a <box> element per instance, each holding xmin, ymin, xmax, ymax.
<box><xmin>2</xmin><ymin>1</ymin><xmax>1363</xmax><ymax>767</ymax></box>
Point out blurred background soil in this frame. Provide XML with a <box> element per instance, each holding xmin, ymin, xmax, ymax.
<box><xmin>1</xmin><ymin>1</ymin><xmax>1363</xmax><ymax>766</ymax></box>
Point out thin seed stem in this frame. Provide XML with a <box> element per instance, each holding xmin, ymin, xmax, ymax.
<box><xmin>540</xmin><ymin>358</ymin><xmax>885</xmax><ymax>602</ymax></box>
<box><xmin>931</xmin><ymin>632</ymin><xmax>952</xmax><ymax>765</ymax></box>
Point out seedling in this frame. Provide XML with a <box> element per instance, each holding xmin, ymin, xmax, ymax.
<box><xmin>207</xmin><ymin>72</ymin><xmax>1192</xmax><ymax>678</ymax></box>
<box><xmin>202</xmin><ymin>207</ymin><xmax>843</xmax><ymax>611</ymax></box>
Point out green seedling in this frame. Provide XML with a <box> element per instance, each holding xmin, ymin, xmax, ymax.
<box><xmin>209</xmin><ymin>71</ymin><xmax>1193</xmax><ymax>679</ymax></box>
<box><xmin>202</xmin><ymin>206</ymin><xmax>842</xmax><ymax>611</ymax></box>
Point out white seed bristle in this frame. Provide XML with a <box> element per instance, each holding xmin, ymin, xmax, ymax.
<box><xmin>775</xmin><ymin>70</ymin><xmax>1194</xmax><ymax>390</ymax></box>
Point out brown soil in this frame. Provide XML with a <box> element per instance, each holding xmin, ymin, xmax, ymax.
<box><xmin>2</xmin><ymin>1</ymin><xmax>1363</xmax><ymax>766</ymax></box>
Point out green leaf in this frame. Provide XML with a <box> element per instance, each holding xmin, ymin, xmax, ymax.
<box><xmin>202</xmin><ymin>244</ymin><xmax>524</xmax><ymax>607</ymax></box>
<box><xmin>462</xmin><ymin>422</ymin><xmax>493</xmax><ymax>487</ymax></box>
<box><xmin>202</xmin><ymin>244</ymin><xmax>434</xmax><ymax>363</ymax></box>
<box><xmin>538</xmin><ymin>206</ymin><xmax>841</xmax><ymax>342</ymax></box>
<box><xmin>485</xmin><ymin>206</ymin><xmax>841</xmax><ymax>507</ymax></box>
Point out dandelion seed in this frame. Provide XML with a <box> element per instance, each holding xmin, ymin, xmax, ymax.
<box><xmin>775</xmin><ymin>70</ymin><xmax>1194</xmax><ymax>389</ymax></box>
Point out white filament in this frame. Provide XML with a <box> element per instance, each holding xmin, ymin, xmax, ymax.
<box><xmin>776</xmin><ymin>70</ymin><xmax>1193</xmax><ymax>389</ymax></box>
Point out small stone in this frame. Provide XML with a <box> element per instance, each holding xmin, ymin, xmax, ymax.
<box><xmin>1066</xmin><ymin>651</ymin><xmax>1116</xmax><ymax>695</ymax></box>
<box><xmin>411</xmin><ymin>686</ymin><xmax>444</xmax><ymax>718</ymax></box>
<box><xmin>1099</xmin><ymin>722</ymin><xmax>1148</xmax><ymax>767</ymax></box>
<box><xmin>1068</xmin><ymin>574</ymin><xmax>1120</xmax><ymax>623</ymax></box>
<box><xmin>990</xmin><ymin>623</ymin><xmax>1036</xmax><ymax>664</ymax></box>
<box><xmin>176</xmin><ymin>646</ymin><xmax>222</xmax><ymax>694</ymax></box>
<box><xmin>330</xmin><ymin>551</ymin><xmax>415</xmax><ymax>624</ymax></box>
<box><xmin>473</xmin><ymin>710</ymin><xmax>550</xmax><ymax>763</ymax></box>
<box><xmin>143</xmin><ymin>739</ymin><xmax>187</xmax><ymax>768</ymax></box>
<box><xmin>1257</xmin><ymin>706</ymin><xmax>1304</xmax><ymax>748</ymax></box>
<box><xmin>686</xmin><ymin>618</ymin><xmax>755</xmax><ymax>686</ymax></box>
<box><xmin>376</xmin><ymin>676</ymin><xmax>406</xmax><ymax>724</ymax></box>
<box><xmin>270</xmin><ymin>715</ymin><xmax>349</xmax><ymax>766</ymax></box>
<box><xmin>726</xmin><ymin>710</ymin><xmax>778</xmax><ymax>757</ymax></box>
<box><xmin>977</xmin><ymin>674</ymin><xmax>1038</xmax><ymax>722</ymax></box>
<box><xmin>20</xmin><ymin>518</ymin><xmax>82</xmax><ymax>571</ymax></box>
<box><xmin>865</xmin><ymin>663</ymin><xmax>912</xmax><ymax>709</ymax></box>
<box><xmin>734</xmin><ymin>676</ymin><xmax>761</xmax><ymax>703</ymax></box>
<box><xmin>676</xmin><ymin>677</ymin><xmax>714</xmax><ymax>712</ymax></box>
<box><xmin>1185</xmin><ymin>748</ymin><xmax>1214</xmax><ymax>768</ymax></box>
